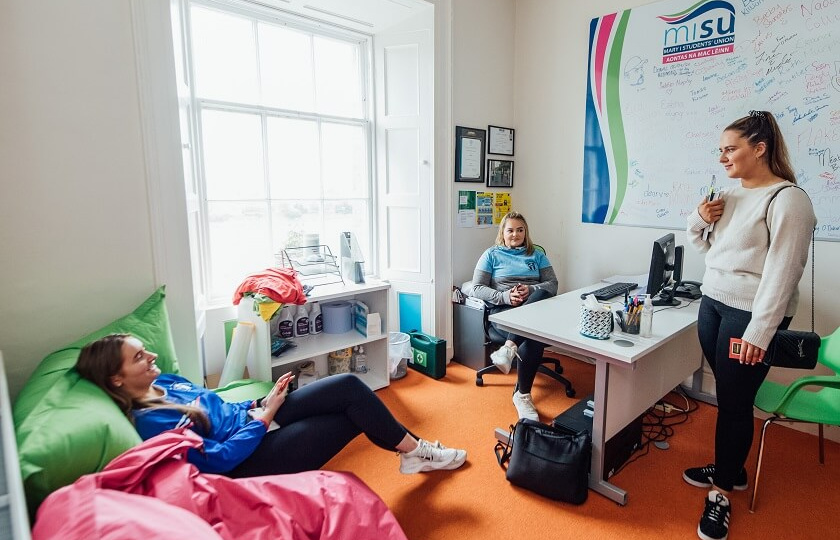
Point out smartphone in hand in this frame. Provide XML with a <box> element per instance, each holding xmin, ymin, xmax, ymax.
<box><xmin>263</xmin><ymin>373</ymin><xmax>294</xmax><ymax>406</ymax></box>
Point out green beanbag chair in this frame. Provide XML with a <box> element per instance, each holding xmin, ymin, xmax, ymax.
<box><xmin>14</xmin><ymin>286</ymin><xmax>181</xmax><ymax>511</ymax></box>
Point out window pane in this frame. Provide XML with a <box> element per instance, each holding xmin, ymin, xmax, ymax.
<box><xmin>271</xmin><ymin>201</ymin><xmax>324</xmax><ymax>253</ymax></box>
<box><xmin>202</xmin><ymin>110</ymin><xmax>265</xmax><ymax>200</ymax></box>
<box><xmin>207</xmin><ymin>201</ymin><xmax>272</xmax><ymax>300</ymax></box>
<box><xmin>266</xmin><ymin>117</ymin><xmax>320</xmax><ymax>199</ymax></box>
<box><xmin>324</xmin><ymin>200</ymin><xmax>370</xmax><ymax>264</ymax></box>
<box><xmin>321</xmin><ymin>123</ymin><xmax>368</xmax><ymax>198</ymax></box>
<box><xmin>314</xmin><ymin>37</ymin><xmax>363</xmax><ymax>118</ymax></box>
<box><xmin>191</xmin><ymin>6</ymin><xmax>258</xmax><ymax>103</ymax></box>
<box><xmin>259</xmin><ymin>23</ymin><xmax>314</xmax><ymax>111</ymax></box>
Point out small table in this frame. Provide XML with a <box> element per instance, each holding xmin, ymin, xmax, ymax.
<box><xmin>490</xmin><ymin>284</ymin><xmax>702</xmax><ymax>505</ymax></box>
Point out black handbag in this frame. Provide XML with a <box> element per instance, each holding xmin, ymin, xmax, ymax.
<box><xmin>494</xmin><ymin>418</ymin><xmax>590</xmax><ymax>504</ymax></box>
<box><xmin>764</xmin><ymin>329</ymin><xmax>820</xmax><ymax>369</ymax></box>
<box><xmin>761</xmin><ymin>185</ymin><xmax>820</xmax><ymax>370</ymax></box>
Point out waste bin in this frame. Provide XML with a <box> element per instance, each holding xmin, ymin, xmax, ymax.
<box><xmin>388</xmin><ymin>332</ymin><xmax>412</xmax><ymax>380</ymax></box>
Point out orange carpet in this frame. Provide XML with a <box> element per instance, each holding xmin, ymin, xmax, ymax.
<box><xmin>324</xmin><ymin>358</ymin><xmax>839</xmax><ymax>539</ymax></box>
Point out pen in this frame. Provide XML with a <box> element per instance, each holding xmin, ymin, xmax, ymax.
<box><xmin>702</xmin><ymin>175</ymin><xmax>717</xmax><ymax>241</ymax></box>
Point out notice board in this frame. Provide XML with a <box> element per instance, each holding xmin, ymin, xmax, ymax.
<box><xmin>582</xmin><ymin>0</ymin><xmax>840</xmax><ymax>241</ymax></box>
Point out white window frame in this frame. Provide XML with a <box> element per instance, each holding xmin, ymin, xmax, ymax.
<box><xmin>184</xmin><ymin>0</ymin><xmax>378</xmax><ymax>307</ymax></box>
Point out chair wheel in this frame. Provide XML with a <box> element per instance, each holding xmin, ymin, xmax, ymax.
<box><xmin>476</xmin><ymin>377</ymin><xmax>484</xmax><ymax>387</ymax></box>
<box><xmin>566</xmin><ymin>388</ymin><xmax>576</xmax><ymax>398</ymax></box>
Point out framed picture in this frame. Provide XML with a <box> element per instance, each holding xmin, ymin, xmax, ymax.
<box><xmin>487</xmin><ymin>159</ymin><xmax>514</xmax><ymax>188</ymax></box>
<box><xmin>455</xmin><ymin>126</ymin><xmax>486</xmax><ymax>183</ymax></box>
<box><xmin>487</xmin><ymin>125</ymin><xmax>514</xmax><ymax>156</ymax></box>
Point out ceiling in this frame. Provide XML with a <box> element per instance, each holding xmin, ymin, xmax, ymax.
<box><xmin>242</xmin><ymin>0</ymin><xmax>432</xmax><ymax>33</ymax></box>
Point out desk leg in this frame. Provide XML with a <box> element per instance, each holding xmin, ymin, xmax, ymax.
<box><xmin>590</xmin><ymin>360</ymin><xmax>628</xmax><ymax>505</ymax></box>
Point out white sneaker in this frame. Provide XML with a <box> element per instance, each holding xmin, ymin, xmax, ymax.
<box><xmin>491</xmin><ymin>344</ymin><xmax>517</xmax><ymax>374</ymax></box>
<box><xmin>431</xmin><ymin>441</ymin><xmax>467</xmax><ymax>470</ymax></box>
<box><xmin>512</xmin><ymin>391</ymin><xmax>539</xmax><ymax>421</ymax></box>
<box><xmin>399</xmin><ymin>439</ymin><xmax>466</xmax><ymax>474</ymax></box>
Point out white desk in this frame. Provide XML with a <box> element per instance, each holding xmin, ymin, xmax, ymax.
<box><xmin>489</xmin><ymin>285</ymin><xmax>702</xmax><ymax>505</ymax></box>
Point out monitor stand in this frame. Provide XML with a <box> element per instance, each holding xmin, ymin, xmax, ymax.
<box><xmin>653</xmin><ymin>245</ymin><xmax>684</xmax><ymax>306</ymax></box>
<box><xmin>652</xmin><ymin>287</ymin><xmax>681</xmax><ymax>306</ymax></box>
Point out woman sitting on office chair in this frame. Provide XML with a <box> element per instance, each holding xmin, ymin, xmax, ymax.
<box><xmin>468</xmin><ymin>211</ymin><xmax>558</xmax><ymax>421</ymax></box>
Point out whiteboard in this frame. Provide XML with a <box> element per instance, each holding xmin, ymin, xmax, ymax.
<box><xmin>582</xmin><ymin>0</ymin><xmax>840</xmax><ymax>241</ymax></box>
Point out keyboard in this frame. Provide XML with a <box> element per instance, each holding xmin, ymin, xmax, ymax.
<box><xmin>579</xmin><ymin>282</ymin><xmax>638</xmax><ymax>301</ymax></box>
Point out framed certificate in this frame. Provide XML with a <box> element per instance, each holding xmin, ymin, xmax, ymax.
<box><xmin>487</xmin><ymin>125</ymin><xmax>514</xmax><ymax>156</ymax></box>
<box><xmin>455</xmin><ymin>126</ymin><xmax>486</xmax><ymax>183</ymax></box>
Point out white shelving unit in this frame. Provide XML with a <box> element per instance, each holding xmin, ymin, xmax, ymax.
<box><xmin>239</xmin><ymin>280</ymin><xmax>391</xmax><ymax>391</ymax></box>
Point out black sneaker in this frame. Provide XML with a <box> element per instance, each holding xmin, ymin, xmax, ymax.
<box><xmin>683</xmin><ymin>464</ymin><xmax>748</xmax><ymax>491</ymax></box>
<box><xmin>698</xmin><ymin>490</ymin><xmax>730</xmax><ymax>540</ymax></box>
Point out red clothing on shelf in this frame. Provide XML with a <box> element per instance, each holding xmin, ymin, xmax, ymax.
<box><xmin>232</xmin><ymin>267</ymin><xmax>307</xmax><ymax>306</ymax></box>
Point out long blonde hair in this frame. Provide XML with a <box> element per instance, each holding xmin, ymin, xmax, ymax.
<box><xmin>495</xmin><ymin>211</ymin><xmax>535</xmax><ymax>255</ymax></box>
<box><xmin>725</xmin><ymin>110</ymin><xmax>796</xmax><ymax>184</ymax></box>
<box><xmin>76</xmin><ymin>333</ymin><xmax>210</xmax><ymax>432</ymax></box>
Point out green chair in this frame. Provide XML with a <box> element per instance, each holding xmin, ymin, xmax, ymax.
<box><xmin>750</xmin><ymin>326</ymin><xmax>840</xmax><ymax>512</ymax></box>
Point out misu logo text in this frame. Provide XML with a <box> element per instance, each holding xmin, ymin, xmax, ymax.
<box><xmin>657</xmin><ymin>1</ymin><xmax>736</xmax><ymax>63</ymax></box>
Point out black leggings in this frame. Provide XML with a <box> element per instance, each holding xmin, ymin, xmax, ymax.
<box><xmin>697</xmin><ymin>296</ymin><xmax>790</xmax><ymax>491</ymax></box>
<box><xmin>229</xmin><ymin>374</ymin><xmax>408</xmax><ymax>477</ymax></box>
<box><xmin>489</xmin><ymin>288</ymin><xmax>553</xmax><ymax>394</ymax></box>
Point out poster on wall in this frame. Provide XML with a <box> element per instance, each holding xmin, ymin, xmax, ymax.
<box><xmin>476</xmin><ymin>191</ymin><xmax>494</xmax><ymax>227</ymax></box>
<box><xmin>582</xmin><ymin>0</ymin><xmax>840</xmax><ymax>241</ymax></box>
<box><xmin>457</xmin><ymin>190</ymin><xmax>476</xmax><ymax>228</ymax></box>
<box><xmin>493</xmin><ymin>192</ymin><xmax>512</xmax><ymax>224</ymax></box>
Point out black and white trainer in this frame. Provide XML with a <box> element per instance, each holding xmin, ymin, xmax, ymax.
<box><xmin>698</xmin><ymin>490</ymin><xmax>730</xmax><ymax>540</ymax></box>
<box><xmin>683</xmin><ymin>463</ymin><xmax>748</xmax><ymax>491</ymax></box>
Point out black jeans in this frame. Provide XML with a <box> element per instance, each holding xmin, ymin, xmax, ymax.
<box><xmin>229</xmin><ymin>374</ymin><xmax>408</xmax><ymax>477</ymax></box>
<box><xmin>489</xmin><ymin>288</ymin><xmax>553</xmax><ymax>394</ymax></box>
<box><xmin>697</xmin><ymin>296</ymin><xmax>790</xmax><ymax>491</ymax></box>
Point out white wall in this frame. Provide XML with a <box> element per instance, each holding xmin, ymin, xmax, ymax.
<box><xmin>0</xmin><ymin>0</ymin><xmax>475</xmax><ymax>396</ymax></box>
<box><xmin>451</xmin><ymin>0</ymin><xmax>517</xmax><ymax>285</ymax></box>
<box><xmin>3</xmin><ymin>0</ymin><xmax>837</xmax><ymax>412</ymax></box>
<box><xmin>513</xmin><ymin>0</ymin><xmax>840</xmax><ymax>341</ymax></box>
<box><xmin>0</xmin><ymin>0</ymin><xmax>159</xmax><ymax>398</ymax></box>
<box><xmin>512</xmin><ymin>0</ymin><xmax>840</xmax><ymax>439</ymax></box>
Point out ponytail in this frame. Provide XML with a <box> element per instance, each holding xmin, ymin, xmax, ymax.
<box><xmin>725</xmin><ymin>110</ymin><xmax>796</xmax><ymax>183</ymax></box>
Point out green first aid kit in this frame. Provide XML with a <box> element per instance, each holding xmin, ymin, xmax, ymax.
<box><xmin>408</xmin><ymin>331</ymin><xmax>446</xmax><ymax>379</ymax></box>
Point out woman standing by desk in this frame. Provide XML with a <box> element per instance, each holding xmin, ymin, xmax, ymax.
<box><xmin>685</xmin><ymin>110</ymin><xmax>816</xmax><ymax>540</ymax></box>
<box><xmin>468</xmin><ymin>211</ymin><xmax>557</xmax><ymax>421</ymax></box>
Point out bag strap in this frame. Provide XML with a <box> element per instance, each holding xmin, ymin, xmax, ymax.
<box><xmin>764</xmin><ymin>184</ymin><xmax>816</xmax><ymax>332</ymax></box>
<box><xmin>494</xmin><ymin>423</ymin><xmax>517</xmax><ymax>470</ymax></box>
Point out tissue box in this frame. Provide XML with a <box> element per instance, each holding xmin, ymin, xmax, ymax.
<box><xmin>365</xmin><ymin>312</ymin><xmax>381</xmax><ymax>337</ymax></box>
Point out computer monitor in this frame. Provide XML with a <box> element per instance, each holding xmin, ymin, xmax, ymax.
<box><xmin>646</xmin><ymin>233</ymin><xmax>682</xmax><ymax>306</ymax></box>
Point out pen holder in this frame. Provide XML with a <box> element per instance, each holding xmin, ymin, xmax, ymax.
<box><xmin>579</xmin><ymin>305</ymin><xmax>613</xmax><ymax>340</ymax></box>
<box><xmin>614</xmin><ymin>310</ymin><xmax>640</xmax><ymax>335</ymax></box>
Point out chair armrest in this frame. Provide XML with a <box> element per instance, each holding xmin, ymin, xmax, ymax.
<box><xmin>774</xmin><ymin>375</ymin><xmax>840</xmax><ymax>415</ymax></box>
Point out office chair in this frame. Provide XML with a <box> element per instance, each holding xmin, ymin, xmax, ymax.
<box><xmin>474</xmin><ymin>302</ymin><xmax>576</xmax><ymax>397</ymax></box>
<box><xmin>749</xmin><ymin>326</ymin><xmax>840</xmax><ymax>512</ymax></box>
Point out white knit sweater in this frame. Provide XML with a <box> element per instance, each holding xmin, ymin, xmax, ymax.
<box><xmin>686</xmin><ymin>181</ymin><xmax>816</xmax><ymax>350</ymax></box>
